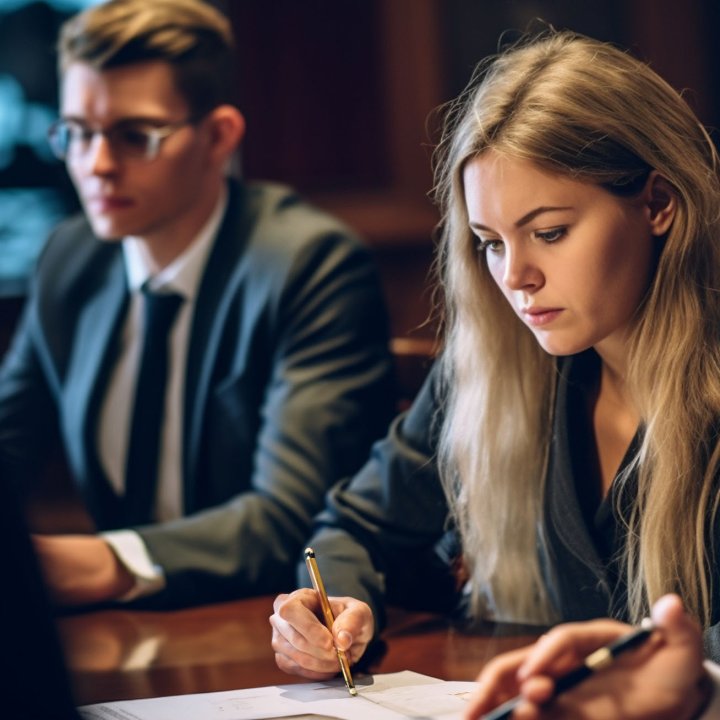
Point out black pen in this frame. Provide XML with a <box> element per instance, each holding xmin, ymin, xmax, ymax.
<box><xmin>481</xmin><ymin>618</ymin><xmax>655</xmax><ymax>720</ymax></box>
<box><xmin>304</xmin><ymin>547</ymin><xmax>357</xmax><ymax>696</ymax></box>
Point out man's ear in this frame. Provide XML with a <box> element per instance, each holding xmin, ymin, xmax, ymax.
<box><xmin>644</xmin><ymin>171</ymin><xmax>677</xmax><ymax>237</ymax></box>
<box><xmin>205</xmin><ymin>105</ymin><xmax>246</xmax><ymax>163</ymax></box>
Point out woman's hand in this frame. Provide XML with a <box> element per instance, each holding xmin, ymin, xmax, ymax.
<box><xmin>463</xmin><ymin>594</ymin><xmax>711</xmax><ymax>720</ymax></box>
<box><xmin>270</xmin><ymin>588</ymin><xmax>374</xmax><ymax>679</ymax></box>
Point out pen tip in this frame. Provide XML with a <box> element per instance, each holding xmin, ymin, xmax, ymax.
<box><xmin>349</xmin><ymin>688</ymin><xmax>358</xmax><ymax>696</ymax></box>
<box><xmin>304</xmin><ymin>547</ymin><xmax>314</xmax><ymax>558</ymax></box>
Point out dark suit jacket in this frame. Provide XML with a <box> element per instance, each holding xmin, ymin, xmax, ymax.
<box><xmin>0</xmin><ymin>180</ymin><xmax>396</xmax><ymax>607</ymax></box>
<box><xmin>304</xmin><ymin>354</ymin><xmax>720</xmax><ymax>662</ymax></box>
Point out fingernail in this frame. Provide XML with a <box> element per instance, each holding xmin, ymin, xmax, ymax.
<box><xmin>337</xmin><ymin>630</ymin><xmax>353</xmax><ymax>648</ymax></box>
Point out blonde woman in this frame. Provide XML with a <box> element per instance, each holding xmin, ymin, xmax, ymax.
<box><xmin>270</xmin><ymin>30</ymin><xmax>720</xmax><ymax>711</ymax></box>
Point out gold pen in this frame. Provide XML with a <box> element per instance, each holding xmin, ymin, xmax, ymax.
<box><xmin>304</xmin><ymin>547</ymin><xmax>357</xmax><ymax>696</ymax></box>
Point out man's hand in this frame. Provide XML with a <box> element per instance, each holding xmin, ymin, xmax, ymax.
<box><xmin>32</xmin><ymin>534</ymin><xmax>135</xmax><ymax>606</ymax></box>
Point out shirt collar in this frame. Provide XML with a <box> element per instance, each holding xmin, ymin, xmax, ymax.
<box><xmin>123</xmin><ymin>185</ymin><xmax>229</xmax><ymax>301</ymax></box>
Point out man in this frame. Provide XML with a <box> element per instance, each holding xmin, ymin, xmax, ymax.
<box><xmin>1</xmin><ymin>0</ymin><xmax>394</xmax><ymax>608</ymax></box>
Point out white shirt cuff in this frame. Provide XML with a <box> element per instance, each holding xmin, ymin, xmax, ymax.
<box><xmin>700</xmin><ymin>660</ymin><xmax>720</xmax><ymax>719</ymax></box>
<box><xmin>102</xmin><ymin>529</ymin><xmax>166</xmax><ymax>601</ymax></box>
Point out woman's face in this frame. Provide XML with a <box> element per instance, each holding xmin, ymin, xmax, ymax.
<box><xmin>463</xmin><ymin>151</ymin><xmax>668</xmax><ymax>361</ymax></box>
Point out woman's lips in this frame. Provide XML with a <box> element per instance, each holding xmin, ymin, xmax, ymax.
<box><xmin>522</xmin><ymin>307</ymin><xmax>563</xmax><ymax>327</ymax></box>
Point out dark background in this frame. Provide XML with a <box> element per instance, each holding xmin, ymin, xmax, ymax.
<box><xmin>0</xmin><ymin>0</ymin><xmax>717</xmax><ymax>340</ymax></box>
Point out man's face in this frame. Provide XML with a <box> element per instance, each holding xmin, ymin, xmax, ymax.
<box><xmin>60</xmin><ymin>60</ymin><xmax>219</xmax><ymax>249</ymax></box>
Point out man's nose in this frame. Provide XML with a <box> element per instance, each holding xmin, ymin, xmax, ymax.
<box><xmin>83</xmin><ymin>132</ymin><xmax>120</xmax><ymax>175</ymax></box>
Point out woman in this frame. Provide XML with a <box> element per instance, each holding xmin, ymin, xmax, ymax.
<box><xmin>270</xmin><ymin>29</ymin><xmax>720</xmax><ymax>709</ymax></box>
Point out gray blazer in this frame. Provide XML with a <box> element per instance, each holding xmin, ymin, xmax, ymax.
<box><xmin>0</xmin><ymin>180</ymin><xmax>396</xmax><ymax>607</ymax></box>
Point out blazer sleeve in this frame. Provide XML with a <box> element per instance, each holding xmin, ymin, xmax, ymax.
<box><xmin>295</xmin><ymin>362</ymin><xmax>460</xmax><ymax>631</ymax></box>
<box><xmin>135</xmin><ymin>212</ymin><xmax>397</xmax><ymax>607</ymax></box>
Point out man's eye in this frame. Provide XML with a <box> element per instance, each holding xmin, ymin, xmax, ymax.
<box><xmin>118</xmin><ymin>127</ymin><xmax>151</xmax><ymax>148</ymax></box>
<box><xmin>69</xmin><ymin>126</ymin><xmax>93</xmax><ymax>143</ymax></box>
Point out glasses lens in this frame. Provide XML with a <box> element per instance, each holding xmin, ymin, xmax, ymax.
<box><xmin>112</xmin><ymin>124</ymin><xmax>156</xmax><ymax>159</ymax></box>
<box><xmin>47</xmin><ymin>120</ymin><xmax>71</xmax><ymax>160</ymax></box>
<box><xmin>47</xmin><ymin>120</ymin><xmax>95</xmax><ymax>161</ymax></box>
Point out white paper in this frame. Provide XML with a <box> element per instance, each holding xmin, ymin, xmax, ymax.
<box><xmin>77</xmin><ymin>670</ymin><xmax>477</xmax><ymax>720</ymax></box>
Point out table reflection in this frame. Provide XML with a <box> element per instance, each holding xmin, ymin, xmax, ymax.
<box><xmin>57</xmin><ymin>596</ymin><xmax>541</xmax><ymax>706</ymax></box>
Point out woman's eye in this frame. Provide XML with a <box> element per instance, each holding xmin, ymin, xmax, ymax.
<box><xmin>534</xmin><ymin>227</ymin><xmax>566</xmax><ymax>243</ymax></box>
<box><xmin>475</xmin><ymin>238</ymin><xmax>503</xmax><ymax>254</ymax></box>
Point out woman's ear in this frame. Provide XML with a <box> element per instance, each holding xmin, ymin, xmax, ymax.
<box><xmin>644</xmin><ymin>171</ymin><xmax>677</xmax><ymax>237</ymax></box>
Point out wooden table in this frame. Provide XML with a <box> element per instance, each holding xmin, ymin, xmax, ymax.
<box><xmin>57</xmin><ymin>596</ymin><xmax>541</xmax><ymax>707</ymax></box>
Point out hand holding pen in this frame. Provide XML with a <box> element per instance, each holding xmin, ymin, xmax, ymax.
<box><xmin>464</xmin><ymin>594</ymin><xmax>712</xmax><ymax>720</ymax></box>
<box><xmin>269</xmin><ymin>556</ymin><xmax>375</xmax><ymax>682</ymax></box>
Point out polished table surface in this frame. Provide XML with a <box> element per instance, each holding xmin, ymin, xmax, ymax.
<box><xmin>57</xmin><ymin>595</ymin><xmax>542</xmax><ymax>707</ymax></box>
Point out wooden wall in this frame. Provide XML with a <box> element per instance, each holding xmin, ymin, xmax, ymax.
<box><xmin>226</xmin><ymin>0</ymin><xmax>720</xmax><ymax>344</ymax></box>
<box><xmin>1</xmin><ymin>0</ymin><xmax>718</xmax><ymax>350</ymax></box>
<box><xmin>227</xmin><ymin>0</ymin><xmax>444</xmax><ymax>342</ymax></box>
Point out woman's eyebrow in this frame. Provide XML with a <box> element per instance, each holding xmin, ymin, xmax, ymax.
<box><xmin>470</xmin><ymin>206</ymin><xmax>573</xmax><ymax>233</ymax></box>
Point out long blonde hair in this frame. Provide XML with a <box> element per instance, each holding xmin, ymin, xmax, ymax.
<box><xmin>434</xmin><ymin>31</ymin><xmax>720</xmax><ymax>625</ymax></box>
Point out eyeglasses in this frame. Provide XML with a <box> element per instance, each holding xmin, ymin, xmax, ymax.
<box><xmin>47</xmin><ymin>118</ymin><xmax>195</xmax><ymax>162</ymax></box>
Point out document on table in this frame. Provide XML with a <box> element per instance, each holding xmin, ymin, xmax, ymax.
<box><xmin>78</xmin><ymin>670</ymin><xmax>477</xmax><ymax>720</ymax></box>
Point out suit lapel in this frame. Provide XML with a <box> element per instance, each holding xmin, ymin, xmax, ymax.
<box><xmin>546</xmin><ymin>354</ymin><xmax>607</xmax><ymax>572</ymax></box>
<box><xmin>62</xmin><ymin>252</ymin><xmax>128</xmax><ymax>522</ymax></box>
<box><xmin>183</xmin><ymin>182</ymin><xmax>254</xmax><ymax>507</ymax></box>
<box><xmin>543</xmin><ymin>353</ymin><xmax>616</xmax><ymax>619</ymax></box>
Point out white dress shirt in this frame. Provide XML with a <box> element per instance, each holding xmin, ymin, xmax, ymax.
<box><xmin>101</xmin><ymin>188</ymin><xmax>228</xmax><ymax>599</ymax></box>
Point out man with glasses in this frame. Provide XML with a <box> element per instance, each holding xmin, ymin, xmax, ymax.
<box><xmin>0</xmin><ymin>0</ymin><xmax>395</xmax><ymax>608</ymax></box>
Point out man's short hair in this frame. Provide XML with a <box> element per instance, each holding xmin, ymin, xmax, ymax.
<box><xmin>58</xmin><ymin>0</ymin><xmax>235</xmax><ymax>117</ymax></box>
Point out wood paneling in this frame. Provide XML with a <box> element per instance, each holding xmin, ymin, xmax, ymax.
<box><xmin>224</xmin><ymin>0</ymin><xmax>720</xmax><ymax>341</ymax></box>
<box><xmin>226</xmin><ymin>0</ymin><xmax>445</xmax><ymax>340</ymax></box>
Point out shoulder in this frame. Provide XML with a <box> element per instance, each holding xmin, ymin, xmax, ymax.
<box><xmin>36</xmin><ymin>213</ymin><xmax>118</xmax><ymax>273</ymax></box>
<box><xmin>30</xmin><ymin>213</ymin><xmax>122</xmax><ymax>301</ymax></box>
<box><xmin>217</xmin><ymin>181</ymin><xmax>377</xmax><ymax>304</ymax></box>
<box><xmin>234</xmin><ymin>180</ymin><xmax>366</xmax><ymax>261</ymax></box>
<box><xmin>39</xmin><ymin>213</ymin><xmax>98</xmax><ymax>258</ymax></box>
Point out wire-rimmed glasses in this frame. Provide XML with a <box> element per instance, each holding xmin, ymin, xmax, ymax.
<box><xmin>47</xmin><ymin>118</ymin><xmax>196</xmax><ymax>162</ymax></box>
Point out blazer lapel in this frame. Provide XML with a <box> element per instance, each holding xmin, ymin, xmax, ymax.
<box><xmin>183</xmin><ymin>182</ymin><xmax>254</xmax><ymax>506</ymax></box>
<box><xmin>544</xmin><ymin>354</ymin><xmax>611</xmax><ymax>613</ymax></box>
<box><xmin>62</xmin><ymin>253</ymin><xmax>128</xmax><ymax>520</ymax></box>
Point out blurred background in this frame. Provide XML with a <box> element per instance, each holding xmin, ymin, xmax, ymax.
<box><xmin>0</xmin><ymin>0</ymin><xmax>717</xmax><ymax>343</ymax></box>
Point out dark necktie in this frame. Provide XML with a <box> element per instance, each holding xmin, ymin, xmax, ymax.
<box><xmin>123</xmin><ymin>285</ymin><xmax>184</xmax><ymax>526</ymax></box>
